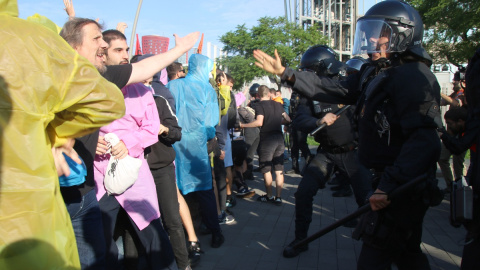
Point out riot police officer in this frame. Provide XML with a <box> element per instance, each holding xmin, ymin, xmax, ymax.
<box><xmin>283</xmin><ymin>45</ymin><xmax>371</xmax><ymax>258</ymax></box>
<box><xmin>254</xmin><ymin>0</ymin><xmax>442</xmax><ymax>268</ymax></box>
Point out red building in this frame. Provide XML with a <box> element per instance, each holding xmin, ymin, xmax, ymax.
<box><xmin>142</xmin><ymin>35</ymin><xmax>170</xmax><ymax>55</ymax></box>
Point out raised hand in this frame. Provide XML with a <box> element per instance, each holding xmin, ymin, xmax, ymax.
<box><xmin>173</xmin><ymin>32</ymin><xmax>200</xmax><ymax>53</ymax></box>
<box><xmin>116</xmin><ymin>22</ymin><xmax>128</xmax><ymax>34</ymax></box>
<box><xmin>253</xmin><ymin>49</ymin><xmax>286</xmax><ymax>76</ymax></box>
<box><xmin>63</xmin><ymin>0</ymin><xmax>75</xmax><ymax>19</ymax></box>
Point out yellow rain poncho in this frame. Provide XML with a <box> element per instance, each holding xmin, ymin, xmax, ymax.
<box><xmin>0</xmin><ymin>1</ymin><xmax>126</xmax><ymax>269</ymax></box>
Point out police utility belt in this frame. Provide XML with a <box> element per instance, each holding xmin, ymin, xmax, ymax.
<box><xmin>321</xmin><ymin>142</ymin><xmax>357</xmax><ymax>154</ymax></box>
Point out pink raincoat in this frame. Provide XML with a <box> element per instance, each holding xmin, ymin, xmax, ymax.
<box><xmin>94</xmin><ymin>83</ymin><xmax>160</xmax><ymax>230</ymax></box>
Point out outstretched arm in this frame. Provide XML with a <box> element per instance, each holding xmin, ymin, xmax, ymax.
<box><xmin>128</xmin><ymin>32</ymin><xmax>200</xmax><ymax>85</ymax></box>
<box><xmin>253</xmin><ymin>49</ymin><xmax>293</xmax><ymax>80</ymax></box>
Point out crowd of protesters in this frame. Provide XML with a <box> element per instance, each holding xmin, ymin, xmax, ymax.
<box><xmin>2</xmin><ymin>0</ymin><xmax>480</xmax><ymax>270</ymax></box>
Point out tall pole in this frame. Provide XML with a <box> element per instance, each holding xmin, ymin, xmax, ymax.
<box><xmin>129</xmin><ymin>0</ymin><xmax>144</xmax><ymax>58</ymax></box>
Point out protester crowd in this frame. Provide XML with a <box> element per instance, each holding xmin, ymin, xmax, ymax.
<box><xmin>1</xmin><ymin>0</ymin><xmax>480</xmax><ymax>269</ymax></box>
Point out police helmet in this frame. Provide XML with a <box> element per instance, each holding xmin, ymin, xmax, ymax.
<box><xmin>249</xmin><ymin>83</ymin><xmax>260</xmax><ymax>96</ymax></box>
<box><xmin>346</xmin><ymin>57</ymin><xmax>369</xmax><ymax>75</ymax></box>
<box><xmin>299</xmin><ymin>45</ymin><xmax>346</xmax><ymax>77</ymax></box>
<box><xmin>352</xmin><ymin>0</ymin><xmax>430</xmax><ymax>62</ymax></box>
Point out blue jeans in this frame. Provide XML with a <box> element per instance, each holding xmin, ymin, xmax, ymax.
<box><xmin>66</xmin><ymin>189</ymin><xmax>106</xmax><ymax>270</ymax></box>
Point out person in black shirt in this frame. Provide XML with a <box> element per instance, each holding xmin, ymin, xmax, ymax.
<box><xmin>240</xmin><ymin>85</ymin><xmax>291</xmax><ymax>205</ymax></box>
<box><xmin>253</xmin><ymin>1</ymin><xmax>442</xmax><ymax>269</ymax></box>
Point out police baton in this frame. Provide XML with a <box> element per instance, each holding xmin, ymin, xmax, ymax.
<box><xmin>309</xmin><ymin>105</ymin><xmax>352</xmax><ymax>136</ymax></box>
<box><xmin>284</xmin><ymin>173</ymin><xmax>427</xmax><ymax>255</ymax></box>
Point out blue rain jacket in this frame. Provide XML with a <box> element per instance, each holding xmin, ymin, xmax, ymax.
<box><xmin>168</xmin><ymin>54</ymin><xmax>219</xmax><ymax>194</ymax></box>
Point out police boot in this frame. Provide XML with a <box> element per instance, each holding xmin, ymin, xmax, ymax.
<box><xmin>286</xmin><ymin>158</ymin><xmax>300</xmax><ymax>175</ymax></box>
<box><xmin>283</xmin><ymin>238</ymin><xmax>308</xmax><ymax>258</ymax></box>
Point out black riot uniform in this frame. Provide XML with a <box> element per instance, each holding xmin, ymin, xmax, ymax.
<box><xmin>280</xmin><ymin>1</ymin><xmax>443</xmax><ymax>269</ymax></box>
<box><xmin>286</xmin><ymin>92</ymin><xmax>313</xmax><ymax>174</ymax></box>
<box><xmin>292</xmin><ymin>98</ymin><xmax>371</xmax><ymax>239</ymax></box>
<box><xmin>283</xmin><ymin>44</ymin><xmax>372</xmax><ymax>258</ymax></box>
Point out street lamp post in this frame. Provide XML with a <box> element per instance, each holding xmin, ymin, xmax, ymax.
<box><xmin>129</xmin><ymin>0</ymin><xmax>144</xmax><ymax>58</ymax></box>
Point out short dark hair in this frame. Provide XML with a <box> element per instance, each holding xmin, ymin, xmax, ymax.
<box><xmin>226</xmin><ymin>74</ymin><xmax>234</xmax><ymax>85</ymax></box>
<box><xmin>60</xmin><ymin>18</ymin><xmax>103</xmax><ymax>48</ymax></box>
<box><xmin>167</xmin><ymin>62</ymin><xmax>183</xmax><ymax>80</ymax></box>
<box><xmin>102</xmin><ymin>29</ymin><xmax>127</xmax><ymax>46</ymax></box>
<box><xmin>130</xmin><ymin>54</ymin><xmax>142</xmax><ymax>64</ymax></box>
<box><xmin>258</xmin><ymin>85</ymin><xmax>270</xmax><ymax>98</ymax></box>
<box><xmin>444</xmin><ymin>107</ymin><xmax>468</xmax><ymax>122</ymax></box>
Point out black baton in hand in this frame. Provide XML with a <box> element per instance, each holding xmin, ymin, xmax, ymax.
<box><xmin>284</xmin><ymin>173</ymin><xmax>427</xmax><ymax>255</ymax></box>
<box><xmin>309</xmin><ymin>105</ymin><xmax>352</xmax><ymax>136</ymax></box>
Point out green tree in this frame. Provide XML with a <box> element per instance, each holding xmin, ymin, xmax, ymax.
<box><xmin>406</xmin><ymin>0</ymin><xmax>480</xmax><ymax>66</ymax></box>
<box><xmin>217</xmin><ymin>16</ymin><xmax>329</xmax><ymax>90</ymax></box>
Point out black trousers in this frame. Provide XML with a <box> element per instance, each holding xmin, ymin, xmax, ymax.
<box><xmin>152</xmin><ymin>165</ymin><xmax>189</xmax><ymax>269</ymax></box>
<box><xmin>289</xmin><ymin>126</ymin><xmax>312</xmax><ymax>160</ymax></box>
<box><xmin>98</xmin><ymin>194</ymin><xmax>177</xmax><ymax>270</ymax></box>
<box><xmin>294</xmin><ymin>148</ymin><xmax>371</xmax><ymax>240</ymax></box>
<box><xmin>356</xmin><ymin>191</ymin><xmax>431</xmax><ymax>270</ymax></box>
<box><xmin>244</xmin><ymin>127</ymin><xmax>260</xmax><ymax>170</ymax></box>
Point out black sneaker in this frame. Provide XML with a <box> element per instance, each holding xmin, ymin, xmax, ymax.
<box><xmin>257</xmin><ymin>194</ymin><xmax>274</xmax><ymax>203</ymax></box>
<box><xmin>226</xmin><ymin>195</ymin><xmax>237</xmax><ymax>208</ymax></box>
<box><xmin>283</xmin><ymin>239</ymin><xmax>308</xmax><ymax>258</ymax></box>
<box><xmin>211</xmin><ymin>232</ymin><xmax>225</xmax><ymax>248</ymax></box>
<box><xmin>236</xmin><ymin>187</ymin><xmax>255</xmax><ymax>198</ymax></box>
<box><xmin>274</xmin><ymin>196</ymin><xmax>282</xmax><ymax>206</ymax></box>
<box><xmin>187</xmin><ymin>241</ymin><xmax>203</xmax><ymax>267</ymax></box>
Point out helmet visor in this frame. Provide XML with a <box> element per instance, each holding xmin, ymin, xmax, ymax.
<box><xmin>353</xmin><ymin>19</ymin><xmax>393</xmax><ymax>56</ymax></box>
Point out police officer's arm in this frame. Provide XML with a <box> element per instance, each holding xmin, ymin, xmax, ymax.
<box><xmin>293</xmin><ymin>100</ymin><xmax>319</xmax><ymax>133</ymax></box>
<box><xmin>253</xmin><ymin>49</ymin><xmax>359</xmax><ymax>104</ymax></box>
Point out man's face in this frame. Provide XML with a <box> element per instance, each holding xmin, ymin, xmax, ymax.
<box><xmin>75</xmin><ymin>23</ymin><xmax>108</xmax><ymax>72</ymax></box>
<box><xmin>105</xmin><ymin>38</ymin><xmax>129</xmax><ymax>65</ymax></box>
<box><xmin>445</xmin><ymin>119</ymin><xmax>465</xmax><ymax>135</ymax></box>
<box><xmin>369</xmin><ymin>36</ymin><xmax>390</xmax><ymax>61</ymax></box>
